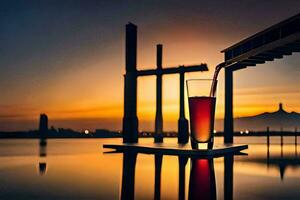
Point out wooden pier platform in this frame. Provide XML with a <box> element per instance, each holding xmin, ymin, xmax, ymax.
<box><xmin>103</xmin><ymin>143</ymin><xmax>248</xmax><ymax>157</ymax></box>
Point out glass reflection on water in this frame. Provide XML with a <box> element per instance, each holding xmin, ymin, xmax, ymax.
<box><xmin>188</xmin><ymin>158</ymin><xmax>216</xmax><ymax>200</ymax></box>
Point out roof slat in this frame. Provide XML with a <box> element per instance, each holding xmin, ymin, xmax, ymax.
<box><xmin>222</xmin><ymin>13</ymin><xmax>300</xmax><ymax>70</ymax></box>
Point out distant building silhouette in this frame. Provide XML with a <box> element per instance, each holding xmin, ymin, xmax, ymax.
<box><xmin>279</xmin><ymin>102</ymin><xmax>284</xmax><ymax>111</ymax></box>
<box><xmin>39</xmin><ymin>114</ymin><xmax>48</xmax><ymax>145</ymax></box>
<box><xmin>39</xmin><ymin>114</ymin><xmax>48</xmax><ymax>133</ymax></box>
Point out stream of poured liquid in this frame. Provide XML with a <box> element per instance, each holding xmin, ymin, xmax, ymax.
<box><xmin>209</xmin><ymin>63</ymin><xmax>224</xmax><ymax>97</ymax></box>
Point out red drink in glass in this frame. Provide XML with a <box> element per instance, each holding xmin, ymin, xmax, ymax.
<box><xmin>188</xmin><ymin>96</ymin><xmax>216</xmax><ymax>143</ymax></box>
<box><xmin>186</xmin><ymin>79</ymin><xmax>217</xmax><ymax>149</ymax></box>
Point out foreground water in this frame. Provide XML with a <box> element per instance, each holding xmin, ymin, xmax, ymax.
<box><xmin>0</xmin><ymin>137</ymin><xmax>300</xmax><ymax>200</ymax></box>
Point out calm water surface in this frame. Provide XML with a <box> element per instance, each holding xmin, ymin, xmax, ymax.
<box><xmin>0</xmin><ymin>137</ymin><xmax>300</xmax><ymax>200</ymax></box>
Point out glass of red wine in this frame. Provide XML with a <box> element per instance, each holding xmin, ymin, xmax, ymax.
<box><xmin>187</xmin><ymin>79</ymin><xmax>217</xmax><ymax>149</ymax></box>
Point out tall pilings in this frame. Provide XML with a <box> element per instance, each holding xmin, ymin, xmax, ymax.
<box><xmin>122</xmin><ymin>23</ymin><xmax>139</xmax><ymax>143</ymax></box>
<box><xmin>178</xmin><ymin>66</ymin><xmax>189</xmax><ymax>144</ymax></box>
<box><xmin>122</xmin><ymin>23</ymin><xmax>208</xmax><ymax>143</ymax></box>
<box><xmin>155</xmin><ymin>44</ymin><xmax>164</xmax><ymax>143</ymax></box>
<box><xmin>224</xmin><ymin>67</ymin><xmax>234</xmax><ymax>143</ymax></box>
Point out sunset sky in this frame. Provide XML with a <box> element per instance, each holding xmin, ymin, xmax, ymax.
<box><xmin>1</xmin><ymin>0</ymin><xmax>300</xmax><ymax>131</ymax></box>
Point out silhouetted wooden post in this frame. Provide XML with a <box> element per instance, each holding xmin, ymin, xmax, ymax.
<box><xmin>155</xmin><ymin>45</ymin><xmax>163</xmax><ymax>143</ymax></box>
<box><xmin>280</xmin><ymin>127</ymin><xmax>284</xmax><ymax>158</ymax></box>
<box><xmin>123</xmin><ymin>23</ymin><xmax>139</xmax><ymax>143</ymax></box>
<box><xmin>178</xmin><ymin>66</ymin><xmax>189</xmax><ymax>144</ymax></box>
<box><xmin>295</xmin><ymin>127</ymin><xmax>298</xmax><ymax>146</ymax></box>
<box><xmin>267</xmin><ymin>127</ymin><xmax>270</xmax><ymax>167</ymax></box>
<box><xmin>137</xmin><ymin>62</ymin><xmax>207</xmax><ymax>142</ymax></box>
<box><xmin>280</xmin><ymin>127</ymin><xmax>283</xmax><ymax>146</ymax></box>
<box><xmin>267</xmin><ymin>126</ymin><xmax>270</xmax><ymax>146</ymax></box>
<box><xmin>266</xmin><ymin>127</ymin><xmax>270</xmax><ymax>167</ymax></box>
<box><xmin>122</xmin><ymin>23</ymin><xmax>208</xmax><ymax>143</ymax></box>
<box><xmin>224</xmin><ymin>68</ymin><xmax>234</xmax><ymax>143</ymax></box>
<box><xmin>295</xmin><ymin>127</ymin><xmax>298</xmax><ymax>157</ymax></box>
<box><xmin>178</xmin><ymin>156</ymin><xmax>188</xmax><ymax>200</ymax></box>
<box><xmin>154</xmin><ymin>154</ymin><xmax>163</xmax><ymax>200</ymax></box>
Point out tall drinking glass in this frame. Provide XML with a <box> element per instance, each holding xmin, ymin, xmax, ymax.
<box><xmin>187</xmin><ymin>79</ymin><xmax>217</xmax><ymax>149</ymax></box>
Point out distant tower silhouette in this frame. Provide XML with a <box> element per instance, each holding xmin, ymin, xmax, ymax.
<box><xmin>279</xmin><ymin>103</ymin><xmax>284</xmax><ymax>111</ymax></box>
<box><xmin>39</xmin><ymin>114</ymin><xmax>48</xmax><ymax>142</ymax></box>
<box><xmin>39</xmin><ymin>114</ymin><xmax>48</xmax><ymax>132</ymax></box>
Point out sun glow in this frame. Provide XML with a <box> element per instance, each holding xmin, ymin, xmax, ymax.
<box><xmin>1</xmin><ymin>14</ymin><xmax>300</xmax><ymax>132</ymax></box>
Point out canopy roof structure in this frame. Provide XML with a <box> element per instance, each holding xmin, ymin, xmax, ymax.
<box><xmin>222</xmin><ymin>13</ymin><xmax>300</xmax><ymax>71</ymax></box>
<box><xmin>222</xmin><ymin>13</ymin><xmax>300</xmax><ymax>143</ymax></box>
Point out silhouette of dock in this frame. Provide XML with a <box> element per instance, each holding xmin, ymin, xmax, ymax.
<box><xmin>121</xmin><ymin>13</ymin><xmax>300</xmax><ymax>146</ymax></box>
<box><xmin>221</xmin><ymin>13</ymin><xmax>300</xmax><ymax>143</ymax></box>
<box><xmin>122</xmin><ymin>23</ymin><xmax>208</xmax><ymax>144</ymax></box>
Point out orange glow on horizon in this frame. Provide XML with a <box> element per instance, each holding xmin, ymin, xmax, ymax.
<box><xmin>1</xmin><ymin>20</ymin><xmax>299</xmax><ymax>132</ymax></box>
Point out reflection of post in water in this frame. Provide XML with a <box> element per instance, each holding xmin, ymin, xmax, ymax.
<box><xmin>38</xmin><ymin>137</ymin><xmax>47</xmax><ymax>175</ymax></box>
<box><xmin>280</xmin><ymin>127</ymin><xmax>284</xmax><ymax>158</ymax></box>
<box><xmin>39</xmin><ymin>162</ymin><xmax>47</xmax><ymax>175</ymax></box>
<box><xmin>295</xmin><ymin>127</ymin><xmax>298</xmax><ymax>157</ymax></box>
<box><xmin>266</xmin><ymin>127</ymin><xmax>270</xmax><ymax>147</ymax></box>
<box><xmin>279</xmin><ymin>137</ymin><xmax>285</xmax><ymax>181</ymax></box>
<box><xmin>266</xmin><ymin>127</ymin><xmax>270</xmax><ymax>167</ymax></box>
<box><xmin>188</xmin><ymin>158</ymin><xmax>216</xmax><ymax>200</ymax></box>
<box><xmin>154</xmin><ymin>154</ymin><xmax>163</xmax><ymax>200</ymax></box>
<box><xmin>121</xmin><ymin>152</ymin><xmax>137</xmax><ymax>200</ymax></box>
<box><xmin>281</xmin><ymin>139</ymin><xmax>284</xmax><ymax>158</ymax></box>
<box><xmin>224</xmin><ymin>155</ymin><xmax>234</xmax><ymax>200</ymax></box>
<box><xmin>39</xmin><ymin>139</ymin><xmax>47</xmax><ymax>175</ymax></box>
<box><xmin>279</xmin><ymin>164</ymin><xmax>286</xmax><ymax>181</ymax></box>
<box><xmin>39</xmin><ymin>141</ymin><xmax>47</xmax><ymax>157</ymax></box>
<box><xmin>267</xmin><ymin>142</ymin><xmax>270</xmax><ymax>168</ymax></box>
<box><xmin>178</xmin><ymin>156</ymin><xmax>188</xmax><ymax>200</ymax></box>
<box><xmin>280</xmin><ymin>127</ymin><xmax>283</xmax><ymax>147</ymax></box>
<box><xmin>38</xmin><ymin>141</ymin><xmax>47</xmax><ymax>175</ymax></box>
<box><xmin>38</xmin><ymin>114</ymin><xmax>48</xmax><ymax>175</ymax></box>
